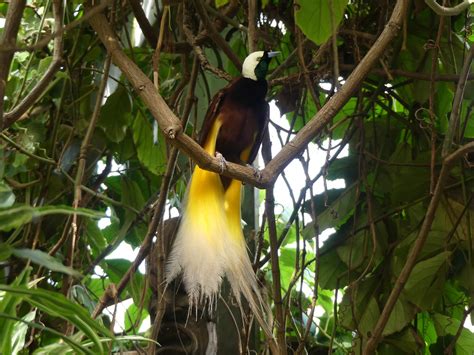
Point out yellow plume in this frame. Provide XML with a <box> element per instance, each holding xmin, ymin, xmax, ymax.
<box><xmin>165</xmin><ymin>117</ymin><xmax>273</xmax><ymax>335</ymax></box>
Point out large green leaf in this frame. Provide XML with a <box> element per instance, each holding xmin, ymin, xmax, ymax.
<box><xmin>0</xmin><ymin>312</ymin><xmax>90</xmax><ymax>355</ymax></box>
<box><xmin>12</xmin><ymin>248</ymin><xmax>82</xmax><ymax>278</ymax></box>
<box><xmin>279</xmin><ymin>247</ymin><xmax>297</xmax><ymax>291</ymax></box>
<box><xmin>0</xmin><ymin>285</ymin><xmax>113</xmax><ymax>353</ymax></box>
<box><xmin>11</xmin><ymin>310</ymin><xmax>36</xmax><ymax>355</ymax></box>
<box><xmin>305</xmin><ymin>182</ymin><xmax>358</xmax><ymax>232</ymax></box>
<box><xmin>0</xmin><ymin>269</ymin><xmax>29</xmax><ymax>355</ymax></box>
<box><xmin>132</xmin><ymin>112</ymin><xmax>166</xmax><ymax>175</ymax></box>
<box><xmin>0</xmin><ymin>181</ymin><xmax>15</xmax><ymax>208</ymax></box>
<box><xmin>433</xmin><ymin>313</ymin><xmax>474</xmax><ymax>355</ymax></box>
<box><xmin>295</xmin><ymin>0</ymin><xmax>348</xmax><ymax>45</ymax></box>
<box><xmin>403</xmin><ymin>251</ymin><xmax>451</xmax><ymax>309</ymax></box>
<box><xmin>0</xmin><ymin>205</ymin><xmax>111</xmax><ymax>231</ymax></box>
<box><xmin>384</xmin><ymin>296</ymin><xmax>415</xmax><ymax>336</ymax></box>
<box><xmin>98</xmin><ymin>87</ymin><xmax>132</xmax><ymax>143</ymax></box>
<box><xmin>124</xmin><ymin>303</ymin><xmax>149</xmax><ymax>333</ymax></box>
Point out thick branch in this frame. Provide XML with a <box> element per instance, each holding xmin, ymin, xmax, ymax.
<box><xmin>88</xmin><ymin>0</ymin><xmax>404</xmax><ymax>190</ymax></box>
<box><xmin>424</xmin><ymin>0</ymin><xmax>473</xmax><ymax>16</ymax></box>
<box><xmin>88</xmin><ymin>10</ymin><xmax>266</xmax><ymax>187</ymax></box>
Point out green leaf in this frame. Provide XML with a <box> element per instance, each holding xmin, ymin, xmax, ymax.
<box><xmin>358</xmin><ymin>297</ymin><xmax>380</xmax><ymax>338</ymax></box>
<box><xmin>295</xmin><ymin>0</ymin><xmax>348</xmax><ymax>45</ymax></box>
<box><xmin>0</xmin><ymin>205</ymin><xmax>33</xmax><ymax>232</ymax></box>
<box><xmin>279</xmin><ymin>248</ymin><xmax>297</xmax><ymax>290</ymax></box>
<box><xmin>0</xmin><ymin>311</ymin><xmax>89</xmax><ymax>355</ymax></box>
<box><xmin>121</xmin><ymin>177</ymin><xmax>146</xmax><ymax>225</ymax></box>
<box><xmin>306</xmin><ymin>182</ymin><xmax>358</xmax><ymax>232</ymax></box>
<box><xmin>0</xmin><ymin>181</ymin><xmax>15</xmax><ymax>208</ymax></box>
<box><xmin>433</xmin><ymin>313</ymin><xmax>474</xmax><ymax>355</ymax></box>
<box><xmin>0</xmin><ymin>204</ymin><xmax>111</xmax><ymax>232</ymax></box>
<box><xmin>382</xmin><ymin>328</ymin><xmax>424</xmax><ymax>353</ymax></box>
<box><xmin>403</xmin><ymin>251</ymin><xmax>451</xmax><ymax>309</ymax></box>
<box><xmin>0</xmin><ymin>243</ymin><xmax>12</xmax><ymax>261</ymax></box>
<box><xmin>462</xmin><ymin>102</ymin><xmax>474</xmax><ymax>138</ymax></box>
<box><xmin>384</xmin><ymin>297</ymin><xmax>415</xmax><ymax>336</ymax></box>
<box><xmin>11</xmin><ymin>310</ymin><xmax>36</xmax><ymax>355</ymax></box>
<box><xmin>98</xmin><ymin>87</ymin><xmax>132</xmax><ymax>143</ymax></box>
<box><xmin>215</xmin><ymin>0</ymin><xmax>229</xmax><ymax>7</ymax></box>
<box><xmin>85</xmin><ymin>220</ymin><xmax>107</xmax><ymax>258</ymax></box>
<box><xmin>37</xmin><ymin>56</ymin><xmax>53</xmax><ymax>75</ymax></box>
<box><xmin>12</xmin><ymin>248</ymin><xmax>82</xmax><ymax>278</ymax></box>
<box><xmin>0</xmin><ymin>285</ymin><xmax>113</xmax><ymax>353</ymax></box>
<box><xmin>124</xmin><ymin>303</ymin><xmax>149</xmax><ymax>332</ymax></box>
<box><xmin>318</xmin><ymin>250</ymin><xmax>349</xmax><ymax>289</ymax></box>
<box><xmin>0</xmin><ymin>269</ymin><xmax>30</xmax><ymax>355</ymax></box>
<box><xmin>132</xmin><ymin>113</ymin><xmax>166</xmax><ymax>175</ymax></box>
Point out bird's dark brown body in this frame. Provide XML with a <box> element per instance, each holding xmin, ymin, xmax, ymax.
<box><xmin>199</xmin><ymin>77</ymin><xmax>269</xmax><ymax>187</ymax></box>
<box><xmin>165</xmin><ymin>51</ymin><xmax>278</xmax><ymax>351</ymax></box>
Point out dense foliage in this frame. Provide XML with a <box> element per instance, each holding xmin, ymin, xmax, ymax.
<box><xmin>0</xmin><ymin>0</ymin><xmax>474</xmax><ymax>354</ymax></box>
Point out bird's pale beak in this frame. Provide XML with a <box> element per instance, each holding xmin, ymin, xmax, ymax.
<box><xmin>267</xmin><ymin>51</ymin><xmax>280</xmax><ymax>58</ymax></box>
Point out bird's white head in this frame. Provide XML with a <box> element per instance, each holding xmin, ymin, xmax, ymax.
<box><xmin>242</xmin><ymin>51</ymin><xmax>279</xmax><ymax>81</ymax></box>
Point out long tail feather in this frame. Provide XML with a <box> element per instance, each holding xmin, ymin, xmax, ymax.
<box><xmin>164</xmin><ymin>118</ymin><xmax>278</xmax><ymax>351</ymax></box>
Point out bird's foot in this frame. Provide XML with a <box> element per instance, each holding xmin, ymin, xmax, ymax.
<box><xmin>246</xmin><ymin>163</ymin><xmax>262</xmax><ymax>180</ymax></box>
<box><xmin>215</xmin><ymin>152</ymin><xmax>227</xmax><ymax>174</ymax></box>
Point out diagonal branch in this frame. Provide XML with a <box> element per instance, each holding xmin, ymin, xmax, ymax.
<box><xmin>128</xmin><ymin>0</ymin><xmax>158</xmax><ymax>47</ymax></box>
<box><xmin>87</xmin><ymin>0</ymin><xmax>405</xmax><ymax>190</ymax></box>
<box><xmin>87</xmin><ymin>9</ymin><xmax>259</xmax><ymax>186</ymax></box>
<box><xmin>192</xmin><ymin>0</ymin><xmax>242</xmax><ymax>71</ymax></box>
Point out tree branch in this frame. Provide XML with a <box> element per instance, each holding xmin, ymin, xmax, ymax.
<box><xmin>88</xmin><ymin>0</ymin><xmax>405</xmax><ymax>190</ymax></box>
<box><xmin>442</xmin><ymin>44</ymin><xmax>474</xmax><ymax>157</ymax></box>
<box><xmin>192</xmin><ymin>0</ymin><xmax>242</xmax><ymax>71</ymax></box>
<box><xmin>87</xmin><ymin>9</ymin><xmax>262</xmax><ymax>186</ymax></box>
<box><xmin>424</xmin><ymin>0</ymin><xmax>473</xmax><ymax>16</ymax></box>
<box><xmin>128</xmin><ymin>0</ymin><xmax>158</xmax><ymax>47</ymax></box>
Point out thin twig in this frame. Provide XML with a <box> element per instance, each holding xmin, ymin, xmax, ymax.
<box><xmin>442</xmin><ymin>44</ymin><xmax>474</xmax><ymax>156</ymax></box>
<box><xmin>261</xmin><ymin>132</ymin><xmax>287</xmax><ymax>354</ymax></box>
<box><xmin>193</xmin><ymin>0</ymin><xmax>242</xmax><ymax>71</ymax></box>
<box><xmin>128</xmin><ymin>0</ymin><xmax>158</xmax><ymax>47</ymax></box>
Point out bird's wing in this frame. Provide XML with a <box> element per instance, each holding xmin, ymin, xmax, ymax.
<box><xmin>247</xmin><ymin>101</ymin><xmax>270</xmax><ymax>164</ymax></box>
<box><xmin>198</xmin><ymin>81</ymin><xmax>233</xmax><ymax>147</ymax></box>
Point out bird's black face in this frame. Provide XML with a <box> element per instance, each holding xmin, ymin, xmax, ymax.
<box><xmin>254</xmin><ymin>52</ymin><xmax>272</xmax><ymax>81</ymax></box>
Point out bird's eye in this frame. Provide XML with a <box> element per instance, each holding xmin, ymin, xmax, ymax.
<box><xmin>257</xmin><ymin>57</ymin><xmax>262</xmax><ymax>61</ymax></box>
